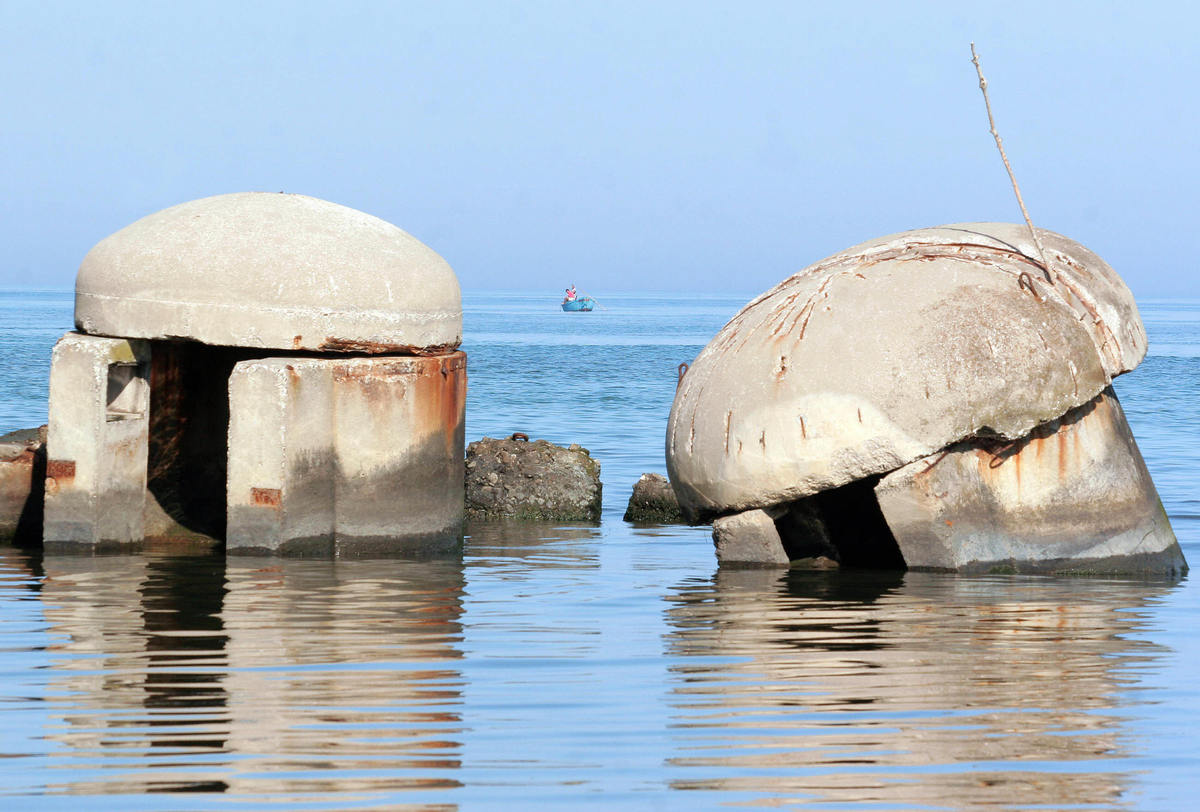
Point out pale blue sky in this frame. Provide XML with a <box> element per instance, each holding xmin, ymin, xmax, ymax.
<box><xmin>2</xmin><ymin>0</ymin><xmax>1196</xmax><ymax>297</ymax></box>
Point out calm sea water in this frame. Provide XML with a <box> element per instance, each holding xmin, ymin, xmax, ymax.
<box><xmin>0</xmin><ymin>290</ymin><xmax>1197</xmax><ymax>810</ymax></box>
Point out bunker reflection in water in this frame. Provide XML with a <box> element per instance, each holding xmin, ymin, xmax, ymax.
<box><xmin>663</xmin><ymin>569</ymin><xmax>1171</xmax><ymax>808</ymax></box>
<box><xmin>34</xmin><ymin>550</ymin><xmax>465</xmax><ymax>798</ymax></box>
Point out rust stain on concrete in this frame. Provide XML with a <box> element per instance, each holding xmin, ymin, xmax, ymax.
<box><xmin>251</xmin><ymin>487</ymin><xmax>281</xmax><ymax>507</ymax></box>
<box><xmin>319</xmin><ymin>337</ymin><xmax>460</xmax><ymax>355</ymax></box>
<box><xmin>47</xmin><ymin>460</ymin><xmax>75</xmax><ymax>480</ymax></box>
<box><xmin>412</xmin><ymin>352</ymin><xmax>467</xmax><ymax>457</ymax></box>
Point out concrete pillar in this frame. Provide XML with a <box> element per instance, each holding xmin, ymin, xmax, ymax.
<box><xmin>712</xmin><ymin>507</ymin><xmax>790</xmax><ymax>566</ymax></box>
<box><xmin>224</xmin><ymin>355</ymin><xmax>336</xmax><ymax>555</ymax></box>
<box><xmin>43</xmin><ymin>333</ymin><xmax>150</xmax><ymax>552</ymax></box>
<box><xmin>227</xmin><ymin>352</ymin><xmax>466</xmax><ymax>557</ymax></box>
<box><xmin>874</xmin><ymin>387</ymin><xmax>1186</xmax><ymax>576</ymax></box>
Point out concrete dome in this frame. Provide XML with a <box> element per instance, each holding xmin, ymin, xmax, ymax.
<box><xmin>75</xmin><ymin>193</ymin><xmax>461</xmax><ymax>353</ymax></box>
<box><xmin>666</xmin><ymin>223</ymin><xmax>1147</xmax><ymax>520</ymax></box>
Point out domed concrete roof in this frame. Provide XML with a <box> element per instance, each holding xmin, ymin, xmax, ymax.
<box><xmin>666</xmin><ymin>223</ymin><xmax>1147</xmax><ymax>520</ymax></box>
<box><xmin>75</xmin><ymin>193</ymin><xmax>461</xmax><ymax>352</ymax></box>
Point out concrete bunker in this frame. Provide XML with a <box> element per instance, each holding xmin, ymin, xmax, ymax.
<box><xmin>668</xmin><ymin>223</ymin><xmax>1186</xmax><ymax>576</ymax></box>
<box><xmin>43</xmin><ymin>192</ymin><xmax>466</xmax><ymax>557</ymax></box>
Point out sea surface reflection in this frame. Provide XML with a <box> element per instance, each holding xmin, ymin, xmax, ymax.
<box><xmin>664</xmin><ymin>569</ymin><xmax>1177</xmax><ymax>808</ymax></box>
<box><xmin>4</xmin><ymin>544</ymin><xmax>1190</xmax><ymax>809</ymax></box>
<box><xmin>17</xmin><ymin>549</ymin><xmax>468</xmax><ymax>806</ymax></box>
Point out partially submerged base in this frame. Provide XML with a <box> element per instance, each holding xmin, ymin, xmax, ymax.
<box><xmin>875</xmin><ymin>386</ymin><xmax>1183</xmax><ymax>576</ymax></box>
<box><xmin>40</xmin><ymin>333</ymin><xmax>467</xmax><ymax>557</ymax></box>
<box><xmin>712</xmin><ymin>387</ymin><xmax>1185</xmax><ymax>577</ymax></box>
<box><xmin>225</xmin><ymin>353</ymin><xmax>466</xmax><ymax>557</ymax></box>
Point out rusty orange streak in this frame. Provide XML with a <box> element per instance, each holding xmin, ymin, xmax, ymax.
<box><xmin>251</xmin><ymin>487</ymin><xmax>281</xmax><ymax>507</ymax></box>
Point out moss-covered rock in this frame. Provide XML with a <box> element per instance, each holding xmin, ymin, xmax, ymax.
<box><xmin>465</xmin><ymin>435</ymin><xmax>601</xmax><ymax>522</ymax></box>
<box><xmin>623</xmin><ymin>473</ymin><xmax>684</xmax><ymax>523</ymax></box>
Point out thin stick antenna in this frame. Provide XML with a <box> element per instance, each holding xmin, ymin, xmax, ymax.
<box><xmin>970</xmin><ymin>42</ymin><xmax>1056</xmax><ymax>284</ymax></box>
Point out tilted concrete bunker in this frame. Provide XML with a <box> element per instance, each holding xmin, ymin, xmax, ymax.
<box><xmin>44</xmin><ymin>192</ymin><xmax>466</xmax><ymax>556</ymax></box>
<box><xmin>667</xmin><ymin>223</ymin><xmax>1186</xmax><ymax>576</ymax></box>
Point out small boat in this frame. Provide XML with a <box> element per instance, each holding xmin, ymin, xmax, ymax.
<box><xmin>562</xmin><ymin>297</ymin><xmax>596</xmax><ymax>312</ymax></box>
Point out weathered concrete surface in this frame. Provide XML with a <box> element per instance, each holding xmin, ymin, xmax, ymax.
<box><xmin>667</xmin><ymin>223</ymin><xmax>1146</xmax><ymax>522</ymax></box>
<box><xmin>227</xmin><ymin>352</ymin><xmax>466</xmax><ymax>557</ymax></box>
<box><xmin>465</xmin><ymin>436</ymin><xmax>601</xmax><ymax>522</ymax></box>
<box><xmin>44</xmin><ymin>333</ymin><xmax>150</xmax><ymax>552</ymax></box>
<box><xmin>875</xmin><ymin>387</ymin><xmax>1185</xmax><ymax>575</ymax></box>
<box><xmin>712</xmin><ymin>508</ymin><xmax>790</xmax><ymax>567</ymax></box>
<box><xmin>0</xmin><ymin>427</ymin><xmax>46</xmax><ymax>543</ymax></box>
<box><xmin>623</xmin><ymin>473</ymin><xmax>684</xmax><ymax>523</ymax></box>
<box><xmin>75</xmin><ymin>193</ymin><xmax>461</xmax><ymax>353</ymax></box>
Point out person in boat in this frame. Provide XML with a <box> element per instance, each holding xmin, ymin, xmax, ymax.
<box><xmin>564</xmin><ymin>284</ymin><xmax>577</xmax><ymax>302</ymax></box>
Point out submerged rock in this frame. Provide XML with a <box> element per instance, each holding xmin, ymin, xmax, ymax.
<box><xmin>623</xmin><ymin>473</ymin><xmax>685</xmax><ymax>523</ymax></box>
<box><xmin>0</xmin><ymin>427</ymin><xmax>45</xmax><ymax>543</ymax></box>
<box><xmin>667</xmin><ymin>223</ymin><xmax>1184</xmax><ymax>576</ymax></box>
<box><xmin>465</xmin><ymin>435</ymin><xmax>601</xmax><ymax>522</ymax></box>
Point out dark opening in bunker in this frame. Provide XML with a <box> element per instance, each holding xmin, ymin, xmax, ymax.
<box><xmin>105</xmin><ymin>360</ymin><xmax>147</xmax><ymax>420</ymax></box>
<box><xmin>146</xmin><ymin>342</ymin><xmax>266</xmax><ymax>543</ymax></box>
<box><xmin>774</xmin><ymin>476</ymin><xmax>907</xmax><ymax>570</ymax></box>
<box><xmin>142</xmin><ymin>341</ymin><xmax>437</xmax><ymax>547</ymax></box>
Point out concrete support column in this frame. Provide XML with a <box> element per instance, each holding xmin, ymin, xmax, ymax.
<box><xmin>225</xmin><ymin>355</ymin><xmax>336</xmax><ymax>555</ymax></box>
<box><xmin>874</xmin><ymin>386</ymin><xmax>1185</xmax><ymax>575</ymax></box>
<box><xmin>43</xmin><ymin>333</ymin><xmax>150</xmax><ymax>552</ymax></box>
<box><xmin>227</xmin><ymin>352</ymin><xmax>466</xmax><ymax>557</ymax></box>
<box><xmin>711</xmin><ymin>508</ymin><xmax>790</xmax><ymax>567</ymax></box>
